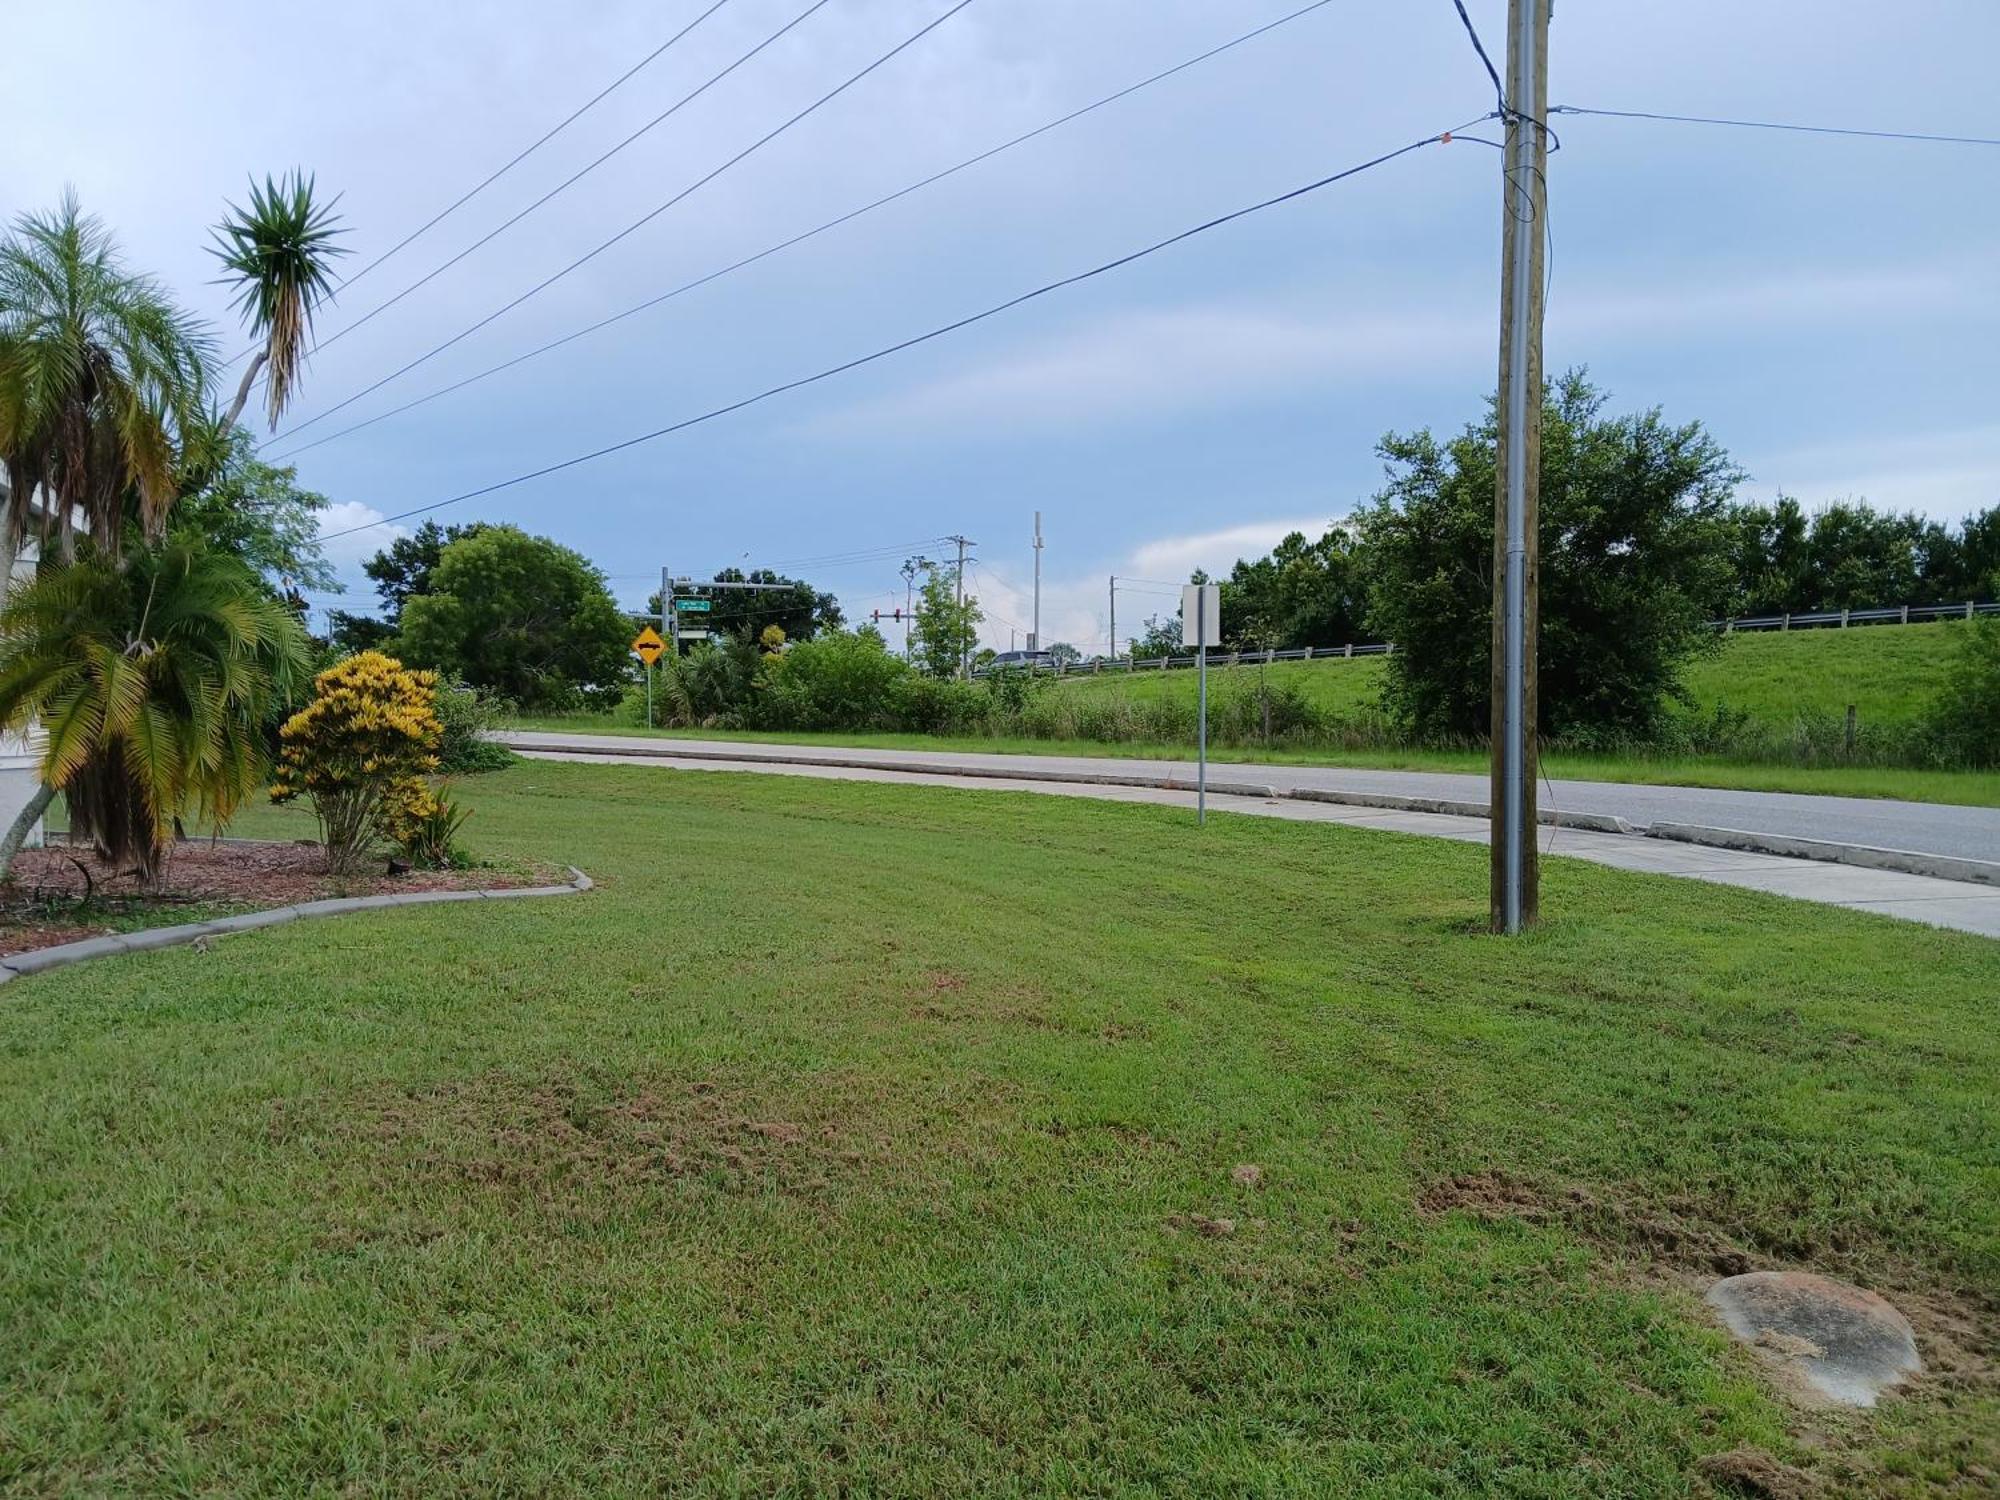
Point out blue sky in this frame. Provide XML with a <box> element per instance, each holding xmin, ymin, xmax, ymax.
<box><xmin>7</xmin><ymin>0</ymin><xmax>1999</xmax><ymax>652</ymax></box>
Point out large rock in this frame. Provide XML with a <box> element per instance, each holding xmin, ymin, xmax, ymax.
<box><xmin>1705</xmin><ymin>1270</ymin><xmax>1920</xmax><ymax>1407</ymax></box>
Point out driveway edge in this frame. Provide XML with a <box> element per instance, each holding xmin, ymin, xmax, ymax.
<box><xmin>1645</xmin><ymin>825</ymin><xmax>2000</xmax><ymax>888</ymax></box>
<box><xmin>0</xmin><ymin>866</ymin><xmax>594</xmax><ymax>985</ymax></box>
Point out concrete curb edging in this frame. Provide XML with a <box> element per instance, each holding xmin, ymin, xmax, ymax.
<box><xmin>0</xmin><ymin>866</ymin><xmax>594</xmax><ymax>985</ymax></box>
<box><xmin>510</xmin><ymin>735</ymin><xmax>1286</xmax><ymax>800</ymax></box>
<box><xmin>512</xmin><ymin>736</ymin><xmax>1996</xmax><ymax>889</ymax></box>
<box><xmin>1646</xmin><ymin>824</ymin><xmax>2000</xmax><ymax>888</ymax></box>
<box><xmin>1285</xmin><ymin>786</ymin><xmax>1634</xmax><ymax>836</ymax></box>
<box><xmin>510</xmin><ymin>738</ymin><xmax>1637</xmax><ymax>837</ymax></box>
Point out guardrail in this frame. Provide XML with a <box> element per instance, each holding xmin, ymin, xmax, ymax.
<box><xmin>1717</xmin><ymin>600</ymin><xmax>1997</xmax><ymax>632</ymax></box>
<box><xmin>975</xmin><ymin>641</ymin><xmax>1394</xmax><ymax>678</ymax></box>
<box><xmin>971</xmin><ymin>598</ymin><xmax>1996</xmax><ymax>679</ymax></box>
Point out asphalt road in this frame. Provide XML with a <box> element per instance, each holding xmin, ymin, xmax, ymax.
<box><xmin>500</xmin><ymin>732</ymin><xmax>2000</xmax><ymax>865</ymax></box>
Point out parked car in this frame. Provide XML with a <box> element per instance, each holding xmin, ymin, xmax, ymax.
<box><xmin>984</xmin><ymin>650</ymin><xmax>1054</xmax><ymax>672</ymax></box>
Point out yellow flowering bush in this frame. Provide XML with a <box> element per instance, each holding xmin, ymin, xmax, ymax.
<box><xmin>271</xmin><ymin>651</ymin><xmax>443</xmax><ymax>873</ymax></box>
<box><xmin>378</xmin><ymin>775</ymin><xmax>472</xmax><ymax>869</ymax></box>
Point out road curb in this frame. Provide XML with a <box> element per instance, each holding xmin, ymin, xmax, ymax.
<box><xmin>1285</xmin><ymin>786</ymin><xmax>1633</xmax><ymax>835</ymax></box>
<box><xmin>506</xmin><ymin>736</ymin><xmax>1285</xmax><ymax>800</ymax></box>
<box><xmin>508</xmin><ymin>738</ymin><xmax>1651</xmax><ymax>836</ymax></box>
<box><xmin>508</xmin><ymin>736</ymin><xmax>1999</xmax><ymax>891</ymax></box>
<box><xmin>1645</xmin><ymin>824</ymin><xmax>2000</xmax><ymax>888</ymax></box>
<box><xmin>0</xmin><ymin>866</ymin><xmax>594</xmax><ymax>986</ymax></box>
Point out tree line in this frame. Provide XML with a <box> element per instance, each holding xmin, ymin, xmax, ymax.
<box><xmin>1113</xmin><ymin>372</ymin><xmax>1998</xmax><ymax>748</ymax></box>
<box><xmin>1171</xmin><ymin>378</ymin><xmax>1996</xmax><ymax>672</ymax></box>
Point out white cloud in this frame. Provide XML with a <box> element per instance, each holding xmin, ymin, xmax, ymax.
<box><xmin>315</xmin><ymin>503</ymin><xmax>406</xmax><ymax>600</ymax></box>
<box><xmin>944</xmin><ymin>515</ymin><xmax>1335</xmax><ymax>654</ymax></box>
<box><xmin>1128</xmin><ymin>518</ymin><xmax>1330</xmax><ymax>583</ymax></box>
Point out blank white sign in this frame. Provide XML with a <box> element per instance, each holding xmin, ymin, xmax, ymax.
<box><xmin>1181</xmin><ymin>584</ymin><xmax>1221</xmax><ymax>648</ymax></box>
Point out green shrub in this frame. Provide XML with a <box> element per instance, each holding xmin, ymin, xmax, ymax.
<box><xmin>1925</xmin><ymin>617</ymin><xmax>2000</xmax><ymax>767</ymax></box>
<box><xmin>434</xmin><ymin>679</ymin><xmax>518</xmax><ymax>773</ymax></box>
<box><xmin>381</xmin><ymin>778</ymin><xmax>473</xmax><ymax>869</ymax></box>
<box><xmin>891</xmin><ymin>674</ymin><xmax>988</xmax><ymax>735</ymax></box>
<box><xmin>761</xmin><ymin>631</ymin><xmax>909</xmax><ymax>731</ymax></box>
<box><xmin>271</xmin><ymin>652</ymin><xmax>443</xmax><ymax>874</ymax></box>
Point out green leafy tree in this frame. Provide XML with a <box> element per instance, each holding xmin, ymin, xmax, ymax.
<box><xmin>1723</xmin><ymin>497</ymin><xmax>1994</xmax><ymax>614</ymax></box>
<box><xmin>908</xmin><ymin>559</ymin><xmax>981</xmax><ymax>678</ymax></box>
<box><xmin>1925</xmin><ymin>618</ymin><xmax>2000</xmax><ymax>767</ymax></box>
<box><xmin>327</xmin><ymin>611</ymin><xmax>395</xmax><ymax>653</ymax></box>
<box><xmin>1357</xmin><ymin>371</ymin><xmax>1740</xmax><ymax>741</ymax></box>
<box><xmin>1045</xmin><ymin>641</ymin><xmax>1081</xmax><ymax>666</ymax></box>
<box><xmin>213</xmin><ymin>172</ymin><xmax>347</xmax><ymax>431</ymax></box>
<box><xmin>760</xmin><ymin>629</ymin><xmax>908</xmax><ymax>730</ymax></box>
<box><xmin>1723</xmin><ymin>496</ymin><xmax>1813</xmax><ymax>616</ymax></box>
<box><xmin>1219</xmin><ymin>526</ymin><xmax>1365</xmax><ymax>651</ymax></box>
<box><xmin>398</xmin><ymin>525</ymin><xmax>629</xmax><ymax>710</ymax></box>
<box><xmin>648</xmin><ymin>568</ymin><xmax>842</xmax><ymax>645</ymax></box>
<box><xmin>0</xmin><ymin>192</ymin><xmax>211</xmax><ymax>570</ymax></box>
<box><xmin>361</xmin><ymin>519</ymin><xmax>488</xmax><ymax>621</ymax></box>
<box><xmin>171</xmin><ymin>423</ymin><xmax>335</xmax><ymax>594</ymax></box>
<box><xmin>0</xmin><ymin>540</ymin><xmax>310</xmax><ymax>879</ymax></box>
<box><xmin>1130</xmin><ymin>614</ymin><xmax>1183</xmax><ymax>660</ymax></box>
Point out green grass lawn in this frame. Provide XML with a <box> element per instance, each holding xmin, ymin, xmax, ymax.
<box><xmin>508</xmin><ymin>718</ymin><xmax>2000</xmax><ymax>808</ymax></box>
<box><xmin>2</xmin><ymin>762</ymin><xmax>1994</xmax><ymax>1494</ymax></box>
<box><xmin>514</xmin><ymin>620</ymin><xmax>2000</xmax><ymax>807</ymax></box>
<box><xmin>1047</xmin><ymin>620</ymin><xmax>1967</xmax><ymax>730</ymax></box>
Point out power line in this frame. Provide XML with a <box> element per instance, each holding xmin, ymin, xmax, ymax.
<box><xmin>1448</xmin><ymin>0</ymin><xmax>1505</xmax><ymax>114</ymax></box>
<box><xmin>319</xmin><ymin>123</ymin><xmax>1456</xmax><ymax>544</ymax></box>
<box><xmin>342</xmin><ymin>1</ymin><xmax>739</xmax><ymax>293</ymax></box>
<box><xmin>269</xmin><ymin>0</ymin><xmax>1341</xmax><ymax>463</ymax></box>
<box><xmin>278</xmin><ymin>0</ymin><xmax>978</xmax><ymax>445</ymax></box>
<box><xmin>223</xmin><ymin>0</ymin><xmax>737</xmax><ymax>370</ymax></box>
<box><xmin>303</xmin><ymin>0</ymin><xmax>828</xmax><ymax>360</ymax></box>
<box><xmin>1549</xmin><ymin>103</ymin><xmax>2000</xmax><ymax>148</ymax></box>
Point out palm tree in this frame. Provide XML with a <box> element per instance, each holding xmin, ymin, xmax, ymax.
<box><xmin>213</xmin><ymin>172</ymin><xmax>347</xmax><ymax>431</ymax></box>
<box><xmin>0</xmin><ymin>540</ymin><xmax>310</xmax><ymax>881</ymax></box>
<box><xmin>0</xmin><ymin>192</ymin><xmax>212</xmax><ymax>574</ymax></box>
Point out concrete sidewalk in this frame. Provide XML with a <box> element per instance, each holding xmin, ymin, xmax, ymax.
<box><xmin>501</xmin><ymin>731</ymin><xmax>2000</xmax><ymax>866</ymax></box>
<box><xmin>508</xmin><ymin>737</ymin><xmax>2000</xmax><ymax>939</ymax></box>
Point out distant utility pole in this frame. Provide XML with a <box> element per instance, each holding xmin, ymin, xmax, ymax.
<box><xmin>661</xmin><ymin>563</ymin><xmax>675</xmax><ymax>652</ymax></box>
<box><xmin>1490</xmin><ymin>0</ymin><xmax>1550</xmax><ymax>934</ymax></box>
<box><xmin>946</xmin><ymin>534</ymin><xmax>975</xmax><ymax>677</ymax></box>
<box><xmin>1031</xmin><ymin>511</ymin><xmax>1043</xmax><ymax>652</ymax></box>
<box><xmin>1108</xmin><ymin>575</ymin><xmax>1116</xmax><ymax>662</ymax></box>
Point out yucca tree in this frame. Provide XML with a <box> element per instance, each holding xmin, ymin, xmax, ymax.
<box><xmin>0</xmin><ymin>540</ymin><xmax>311</xmax><ymax>881</ymax></box>
<box><xmin>0</xmin><ymin>192</ymin><xmax>212</xmax><ymax>573</ymax></box>
<box><xmin>213</xmin><ymin>172</ymin><xmax>347</xmax><ymax>431</ymax></box>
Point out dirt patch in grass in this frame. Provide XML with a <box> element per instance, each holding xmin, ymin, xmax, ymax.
<box><xmin>1420</xmin><ymin>1169</ymin><xmax>2000</xmax><ymax>1494</ymax></box>
<box><xmin>1421</xmin><ymin>1169</ymin><xmax>1757</xmax><ymax>1276</ymax></box>
<box><xmin>1695</xmin><ymin>1447</ymin><xmax>1819</xmax><ymax>1498</ymax></box>
<box><xmin>0</xmin><ymin>840</ymin><xmax>560</xmax><ymax>957</ymax></box>
<box><xmin>331</xmin><ymin>1070</ymin><xmax>894</xmax><ymax>1215</ymax></box>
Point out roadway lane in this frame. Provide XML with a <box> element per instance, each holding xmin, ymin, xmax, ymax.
<box><xmin>500</xmin><ymin>732</ymin><xmax>1999</xmax><ymax>864</ymax></box>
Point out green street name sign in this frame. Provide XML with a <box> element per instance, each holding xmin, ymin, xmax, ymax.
<box><xmin>673</xmin><ymin>598</ymin><xmax>713</xmax><ymax>612</ymax></box>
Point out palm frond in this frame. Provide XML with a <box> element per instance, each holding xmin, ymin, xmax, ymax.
<box><xmin>210</xmin><ymin>172</ymin><xmax>347</xmax><ymax>429</ymax></box>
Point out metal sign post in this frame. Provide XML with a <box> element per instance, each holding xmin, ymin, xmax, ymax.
<box><xmin>631</xmin><ymin>626</ymin><xmax>667</xmax><ymax>728</ymax></box>
<box><xmin>1182</xmin><ymin>584</ymin><xmax>1220</xmax><ymax>825</ymax></box>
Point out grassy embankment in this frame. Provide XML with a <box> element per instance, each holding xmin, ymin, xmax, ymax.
<box><xmin>518</xmin><ymin>622</ymin><xmax>2000</xmax><ymax>806</ymax></box>
<box><xmin>2</xmin><ymin>762</ymin><xmax>1995</xmax><ymax>1493</ymax></box>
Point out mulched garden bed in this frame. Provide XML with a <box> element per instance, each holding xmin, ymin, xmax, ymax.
<box><xmin>0</xmin><ymin>839</ymin><xmax>562</xmax><ymax>959</ymax></box>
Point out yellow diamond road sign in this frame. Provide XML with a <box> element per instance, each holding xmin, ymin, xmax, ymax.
<box><xmin>631</xmin><ymin>626</ymin><xmax>666</xmax><ymax>666</ymax></box>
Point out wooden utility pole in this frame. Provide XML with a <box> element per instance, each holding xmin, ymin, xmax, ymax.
<box><xmin>1489</xmin><ymin>0</ymin><xmax>1549</xmax><ymax>934</ymax></box>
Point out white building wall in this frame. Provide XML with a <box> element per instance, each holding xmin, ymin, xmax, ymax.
<box><xmin>0</xmin><ymin>481</ymin><xmax>47</xmax><ymax>848</ymax></box>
